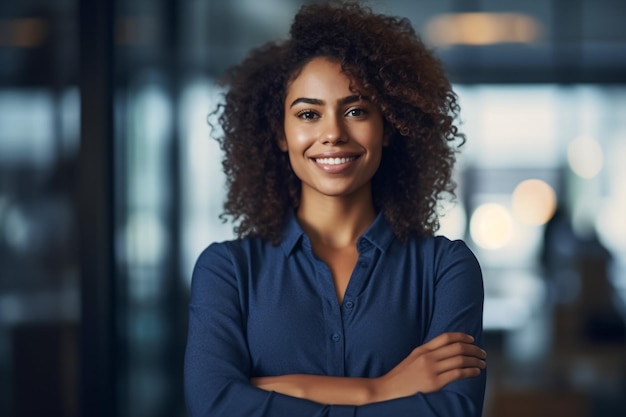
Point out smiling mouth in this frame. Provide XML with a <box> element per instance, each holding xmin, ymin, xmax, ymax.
<box><xmin>313</xmin><ymin>156</ymin><xmax>358</xmax><ymax>165</ymax></box>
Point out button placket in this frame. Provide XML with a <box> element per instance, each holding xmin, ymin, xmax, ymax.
<box><xmin>314</xmin><ymin>262</ymin><xmax>345</xmax><ymax>375</ymax></box>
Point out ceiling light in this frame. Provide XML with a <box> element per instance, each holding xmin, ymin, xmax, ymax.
<box><xmin>425</xmin><ymin>13</ymin><xmax>542</xmax><ymax>47</ymax></box>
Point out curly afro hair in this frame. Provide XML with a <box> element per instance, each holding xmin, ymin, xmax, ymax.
<box><xmin>214</xmin><ymin>0</ymin><xmax>465</xmax><ymax>244</ymax></box>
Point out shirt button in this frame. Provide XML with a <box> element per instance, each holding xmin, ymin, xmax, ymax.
<box><xmin>344</xmin><ymin>301</ymin><xmax>354</xmax><ymax>309</ymax></box>
<box><xmin>358</xmin><ymin>261</ymin><xmax>368</xmax><ymax>268</ymax></box>
<box><xmin>331</xmin><ymin>333</ymin><xmax>341</xmax><ymax>343</ymax></box>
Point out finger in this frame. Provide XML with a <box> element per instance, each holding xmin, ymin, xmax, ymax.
<box><xmin>433</xmin><ymin>355</ymin><xmax>487</xmax><ymax>375</ymax></box>
<box><xmin>422</xmin><ymin>333</ymin><xmax>475</xmax><ymax>351</ymax></box>
<box><xmin>432</xmin><ymin>342</ymin><xmax>487</xmax><ymax>360</ymax></box>
<box><xmin>435</xmin><ymin>366</ymin><xmax>484</xmax><ymax>388</ymax></box>
<box><xmin>417</xmin><ymin>341</ymin><xmax>486</xmax><ymax>364</ymax></box>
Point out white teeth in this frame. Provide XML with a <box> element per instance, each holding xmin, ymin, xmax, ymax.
<box><xmin>315</xmin><ymin>156</ymin><xmax>357</xmax><ymax>165</ymax></box>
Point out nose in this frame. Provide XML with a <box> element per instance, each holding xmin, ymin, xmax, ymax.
<box><xmin>320</xmin><ymin>115</ymin><xmax>346</xmax><ymax>145</ymax></box>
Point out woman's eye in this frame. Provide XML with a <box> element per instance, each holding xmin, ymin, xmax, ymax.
<box><xmin>297</xmin><ymin>111</ymin><xmax>318</xmax><ymax>120</ymax></box>
<box><xmin>346</xmin><ymin>108</ymin><xmax>367</xmax><ymax>117</ymax></box>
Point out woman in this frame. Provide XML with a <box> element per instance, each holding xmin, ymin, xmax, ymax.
<box><xmin>185</xmin><ymin>1</ymin><xmax>486</xmax><ymax>416</ymax></box>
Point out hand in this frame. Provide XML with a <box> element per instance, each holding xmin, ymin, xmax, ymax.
<box><xmin>373</xmin><ymin>332</ymin><xmax>486</xmax><ymax>401</ymax></box>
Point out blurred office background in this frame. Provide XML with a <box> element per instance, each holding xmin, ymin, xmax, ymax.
<box><xmin>0</xmin><ymin>0</ymin><xmax>625</xmax><ymax>416</ymax></box>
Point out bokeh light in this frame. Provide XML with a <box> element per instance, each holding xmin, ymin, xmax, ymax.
<box><xmin>436</xmin><ymin>200</ymin><xmax>467</xmax><ymax>240</ymax></box>
<box><xmin>511</xmin><ymin>179</ymin><xmax>557</xmax><ymax>226</ymax></box>
<box><xmin>567</xmin><ymin>135</ymin><xmax>604</xmax><ymax>179</ymax></box>
<box><xmin>470</xmin><ymin>203</ymin><xmax>514</xmax><ymax>250</ymax></box>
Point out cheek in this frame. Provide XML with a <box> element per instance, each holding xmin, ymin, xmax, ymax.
<box><xmin>284</xmin><ymin>125</ymin><xmax>315</xmax><ymax>151</ymax></box>
<box><xmin>363</xmin><ymin>125</ymin><xmax>385</xmax><ymax>152</ymax></box>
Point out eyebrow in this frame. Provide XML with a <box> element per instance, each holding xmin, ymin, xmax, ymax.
<box><xmin>289</xmin><ymin>95</ymin><xmax>371</xmax><ymax>108</ymax></box>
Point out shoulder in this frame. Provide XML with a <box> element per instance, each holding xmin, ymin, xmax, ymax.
<box><xmin>432</xmin><ymin>235</ymin><xmax>479</xmax><ymax>264</ymax></box>
<box><xmin>405</xmin><ymin>234</ymin><xmax>482</xmax><ymax>279</ymax></box>
<box><xmin>193</xmin><ymin>235</ymin><xmax>286</xmax><ymax>281</ymax></box>
<box><xmin>194</xmin><ymin>236</ymin><xmax>275</xmax><ymax>269</ymax></box>
<box><xmin>190</xmin><ymin>240</ymin><xmax>242</xmax><ymax>293</ymax></box>
<box><xmin>190</xmin><ymin>237</ymin><xmax>276</xmax><ymax>300</ymax></box>
<box><xmin>405</xmin><ymin>233</ymin><xmax>476</xmax><ymax>259</ymax></box>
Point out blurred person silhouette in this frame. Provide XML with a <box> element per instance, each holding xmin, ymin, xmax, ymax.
<box><xmin>184</xmin><ymin>2</ymin><xmax>486</xmax><ymax>416</ymax></box>
<box><xmin>541</xmin><ymin>205</ymin><xmax>579</xmax><ymax>304</ymax></box>
<box><xmin>542</xmin><ymin>204</ymin><xmax>625</xmax><ymax>346</ymax></box>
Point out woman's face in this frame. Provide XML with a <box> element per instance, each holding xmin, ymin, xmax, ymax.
<box><xmin>280</xmin><ymin>57</ymin><xmax>386</xmax><ymax>202</ymax></box>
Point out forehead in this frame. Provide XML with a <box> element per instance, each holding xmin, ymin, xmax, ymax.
<box><xmin>285</xmin><ymin>57</ymin><xmax>358</xmax><ymax>98</ymax></box>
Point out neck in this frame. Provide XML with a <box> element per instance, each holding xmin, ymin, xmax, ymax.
<box><xmin>296</xmin><ymin>189</ymin><xmax>376</xmax><ymax>249</ymax></box>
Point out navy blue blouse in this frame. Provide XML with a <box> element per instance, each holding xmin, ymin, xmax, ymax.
<box><xmin>184</xmin><ymin>213</ymin><xmax>485</xmax><ymax>416</ymax></box>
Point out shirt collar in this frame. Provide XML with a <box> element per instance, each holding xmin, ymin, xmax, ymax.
<box><xmin>279</xmin><ymin>211</ymin><xmax>306</xmax><ymax>256</ymax></box>
<box><xmin>359</xmin><ymin>211</ymin><xmax>395</xmax><ymax>253</ymax></box>
<box><xmin>279</xmin><ymin>210</ymin><xmax>395</xmax><ymax>256</ymax></box>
